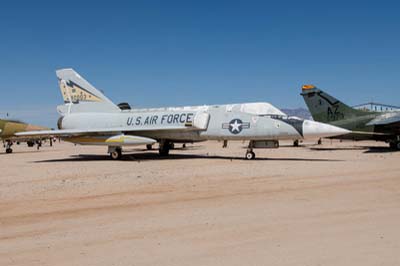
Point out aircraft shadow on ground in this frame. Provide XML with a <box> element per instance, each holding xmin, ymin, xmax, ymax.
<box><xmin>363</xmin><ymin>147</ymin><xmax>400</xmax><ymax>154</ymax></box>
<box><xmin>308</xmin><ymin>147</ymin><xmax>367</xmax><ymax>151</ymax></box>
<box><xmin>308</xmin><ymin>146</ymin><xmax>399</xmax><ymax>154</ymax></box>
<box><xmin>33</xmin><ymin>152</ymin><xmax>342</xmax><ymax>163</ymax></box>
<box><xmin>0</xmin><ymin>149</ymin><xmax>57</xmax><ymax>156</ymax></box>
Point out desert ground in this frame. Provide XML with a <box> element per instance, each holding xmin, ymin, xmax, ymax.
<box><xmin>0</xmin><ymin>140</ymin><xmax>400</xmax><ymax>266</ymax></box>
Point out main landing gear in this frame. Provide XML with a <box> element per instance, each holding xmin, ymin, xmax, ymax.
<box><xmin>293</xmin><ymin>140</ymin><xmax>300</xmax><ymax>147</ymax></box>
<box><xmin>5</xmin><ymin>141</ymin><xmax>13</xmax><ymax>154</ymax></box>
<box><xmin>389</xmin><ymin>141</ymin><xmax>400</xmax><ymax>150</ymax></box>
<box><xmin>27</xmin><ymin>141</ymin><xmax>35</xmax><ymax>147</ymax></box>
<box><xmin>159</xmin><ymin>140</ymin><xmax>172</xmax><ymax>156</ymax></box>
<box><xmin>109</xmin><ymin>146</ymin><xmax>122</xmax><ymax>160</ymax></box>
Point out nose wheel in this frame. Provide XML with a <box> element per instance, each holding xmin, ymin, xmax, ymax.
<box><xmin>245</xmin><ymin>148</ymin><xmax>256</xmax><ymax>160</ymax></box>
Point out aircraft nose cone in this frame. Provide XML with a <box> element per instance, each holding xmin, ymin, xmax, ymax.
<box><xmin>302</xmin><ymin>120</ymin><xmax>350</xmax><ymax>138</ymax></box>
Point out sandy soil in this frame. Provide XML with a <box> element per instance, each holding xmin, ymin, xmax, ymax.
<box><xmin>0</xmin><ymin>140</ymin><xmax>400</xmax><ymax>266</ymax></box>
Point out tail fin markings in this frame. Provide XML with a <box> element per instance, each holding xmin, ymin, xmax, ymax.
<box><xmin>56</xmin><ymin>69</ymin><xmax>120</xmax><ymax>114</ymax></box>
<box><xmin>301</xmin><ymin>85</ymin><xmax>369</xmax><ymax>123</ymax></box>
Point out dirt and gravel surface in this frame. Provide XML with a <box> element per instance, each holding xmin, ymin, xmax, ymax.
<box><xmin>1</xmin><ymin>140</ymin><xmax>399</xmax><ymax>266</ymax></box>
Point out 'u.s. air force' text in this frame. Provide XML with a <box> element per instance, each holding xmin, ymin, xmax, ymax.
<box><xmin>127</xmin><ymin>113</ymin><xmax>194</xmax><ymax>126</ymax></box>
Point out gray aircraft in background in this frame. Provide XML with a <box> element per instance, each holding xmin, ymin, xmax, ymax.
<box><xmin>18</xmin><ymin>69</ymin><xmax>348</xmax><ymax>160</ymax></box>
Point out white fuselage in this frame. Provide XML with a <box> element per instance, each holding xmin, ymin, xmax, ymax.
<box><xmin>59</xmin><ymin>102</ymin><xmax>347</xmax><ymax>145</ymax></box>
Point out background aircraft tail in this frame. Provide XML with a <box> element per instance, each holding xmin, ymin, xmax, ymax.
<box><xmin>301</xmin><ymin>85</ymin><xmax>368</xmax><ymax>123</ymax></box>
<box><xmin>56</xmin><ymin>68</ymin><xmax>120</xmax><ymax>115</ymax></box>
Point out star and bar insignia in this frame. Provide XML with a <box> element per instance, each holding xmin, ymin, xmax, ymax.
<box><xmin>222</xmin><ymin>119</ymin><xmax>250</xmax><ymax>134</ymax></box>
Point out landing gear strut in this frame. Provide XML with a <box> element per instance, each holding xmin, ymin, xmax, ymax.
<box><xmin>5</xmin><ymin>141</ymin><xmax>13</xmax><ymax>154</ymax></box>
<box><xmin>222</xmin><ymin>140</ymin><xmax>228</xmax><ymax>148</ymax></box>
<box><xmin>159</xmin><ymin>140</ymin><xmax>172</xmax><ymax>156</ymax></box>
<box><xmin>36</xmin><ymin>140</ymin><xmax>42</xmax><ymax>150</ymax></box>
<box><xmin>109</xmin><ymin>146</ymin><xmax>122</xmax><ymax>160</ymax></box>
<box><xmin>245</xmin><ymin>142</ymin><xmax>256</xmax><ymax>160</ymax></box>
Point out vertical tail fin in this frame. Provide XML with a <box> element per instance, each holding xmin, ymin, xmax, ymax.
<box><xmin>301</xmin><ymin>85</ymin><xmax>368</xmax><ymax>123</ymax></box>
<box><xmin>56</xmin><ymin>69</ymin><xmax>120</xmax><ymax>114</ymax></box>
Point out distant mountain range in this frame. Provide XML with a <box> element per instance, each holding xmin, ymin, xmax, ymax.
<box><xmin>281</xmin><ymin>108</ymin><xmax>312</xmax><ymax>120</ymax></box>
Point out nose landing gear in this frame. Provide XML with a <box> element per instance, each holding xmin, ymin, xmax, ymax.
<box><xmin>245</xmin><ymin>141</ymin><xmax>256</xmax><ymax>160</ymax></box>
<box><xmin>245</xmin><ymin>149</ymin><xmax>256</xmax><ymax>160</ymax></box>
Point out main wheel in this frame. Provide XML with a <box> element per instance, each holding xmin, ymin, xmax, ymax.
<box><xmin>110</xmin><ymin>149</ymin><xmax>122</xmax><ymax>160</ymax></box>
<box><xmin>146</xmin><ymin>144</ymin><xmax>153</xmax><ymax>150</ymax></box>
<box><xmin>159</xmin><ymin>142</ymin><xmax>171</xmax><ymax>156</ymax></box>
<box><xmin>389</xmin><ymin>142</ymin><xmax>400</xmax><ymax>150</ymax></box>
<box><xmin>245</xmin><ymin>151</ymin><xmax>255</xmax><ymax>160</ymax></box>
<box><xmin>293</xmin><ymin>140</ymin><xmax>299</xmax><ymax>147</ymax></box>
<box><xmin>6</xmin><ymin>148</ymin><xmax>13</xmax><ymax>154</ymax></box>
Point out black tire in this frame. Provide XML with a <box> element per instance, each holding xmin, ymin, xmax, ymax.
<box><xmin>389</xmin><ymin>142</ymin><xmax>400</xmax><ymax>150</ymax></box>
<box><xmin>146</xmin><ymin>144</ymin><xmax>153</xmax><ymax>150</ymax></box>
<box><xmin>245</xmin><ymin>151</ymin><xmax>255</xmax><ymax>160</ymax></box>
<box><xmin>159</xmin><ymin>142</ymin><xmax>171</xmax><ymax>156</ymax></box>
<box><xmin>110</xmin><ymin>148</ymin><xmax>122</xmax><ymax>160</ymax></box>
<box><xmin>6</xmin><ymin>148</ymin><xmax>13</xmax><ymax>154</ymax></box>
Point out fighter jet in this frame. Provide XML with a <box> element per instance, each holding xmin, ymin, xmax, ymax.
<box><xmin>17</xmin><ymin>69</ymin><xmax>348</xmax><ymax>160</ymax></box>
<box><xmin>301</xmin><ymin>85</ymin><xmax>400</xmax><ymax>149</ymax></box>
<box><xmin>0</xmin><ymin>119</ymin><xmax>49</xmax><ymax>153</ymax></box>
